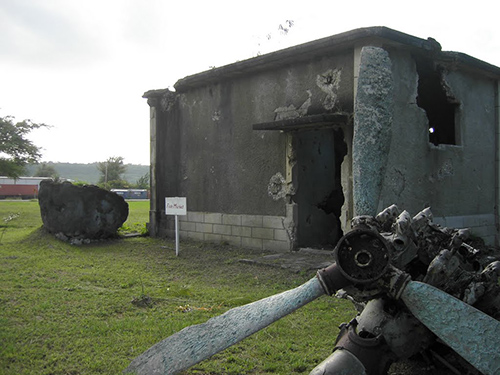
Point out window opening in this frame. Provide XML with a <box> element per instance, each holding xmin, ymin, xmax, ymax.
<box><xmin>415</xmin><ymin>58</ymin><xmax>460</xmax><ymax>145</ymax></box>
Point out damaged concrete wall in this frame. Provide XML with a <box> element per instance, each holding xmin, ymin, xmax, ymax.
<box><xmin>149</xmin><ymin>51</ymin><xmax>354</xmax><ymax>251</ymax></box>
<box><xmin>174</xmin><ymin>54</ymin><xmax>353</xmax><ymax>217</ymax></box>
<box><xmin>176</xmin><ymin>79</ymin><xmax>286</xmax><ymax>216</ymax></box>
<box><xmin>363</xmin><ymin>47</ymin><xmax>498</xmax><ymax>243</ymax></box>
<box><xmin>376</xmin><ymin>48</ymin><xmax>430</xmax><ymax>213</ymax></box>
<box><xmin>147</xmin><ymin>27</ymin><xmax>500</xmax><ymax>249</ymax></box>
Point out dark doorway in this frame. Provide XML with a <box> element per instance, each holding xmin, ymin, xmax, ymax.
<box><xmin>293</xmin><ymin>128</ymin><xmax>346</xmax><ymax>248</ymax></box>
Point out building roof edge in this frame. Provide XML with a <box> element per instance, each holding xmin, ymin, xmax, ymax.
<box><xmin>163</xmin><ymin>26</ymin><xmax>499</xmax><ymax>92</ymax></box>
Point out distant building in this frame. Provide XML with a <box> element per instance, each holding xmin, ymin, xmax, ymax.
<box><xmin>144</xmin><ymin>27</ymin><xmax>500</xmax><ymax>250</ymax></box>
<box><xmin>0</xmin><ymin>177</ymin><xmax>53</xmax><ymax>199</ymax></box>
<box><xmin>111</xmin><ymin>189</ymin><xmax>149</xmax><ymax>200</ymax></box>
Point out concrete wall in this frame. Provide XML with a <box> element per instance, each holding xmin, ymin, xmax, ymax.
<box><xmin>162</xmin><ymin>211</ymin><xmax>292</xmax><ymax>252</ymax></box>
<box><xmin>374</xmin><ymin>48</ymin><xmax>498</xmax><ymax>244</ymax></box>
<box><xmin>176</xmin><ymin>79</ymin><xmax>286</xmax><ymax>216</ymax></box>
<box><xmin>149</xmin><ymin>51</ymin><xmax>354</xmax><ymax>251</ymax></box>
<box><xmin>376</xmin><ymin>48</ymin><xmax>436</xmax><ymax>212</ymax></box>
<box><xmin>148</xmin><ymin>34</ymin><xmax>499</xmax><ymax>248</ymax></box>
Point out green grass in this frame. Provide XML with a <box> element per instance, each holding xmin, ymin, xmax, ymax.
<box><xmin>118</xmin><ymin>200</ymin><xmax>150</xmax><ymax>235</ymax></box>
<box><xmin>0</xmin><ymin>200</ymin><xmax>355</xmax><ymax>375</ymax></box>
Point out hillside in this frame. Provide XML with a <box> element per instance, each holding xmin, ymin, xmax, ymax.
<box><xmin>25</xmin><ymin>162</ymin><xmax>149</xmax><ymax>185</ymax></box>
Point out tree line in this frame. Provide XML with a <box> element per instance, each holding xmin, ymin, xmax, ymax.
<box><xmin>1</xmin><ymin>115</ymin><xmax>149</xmax><ymax>190</ymax></box>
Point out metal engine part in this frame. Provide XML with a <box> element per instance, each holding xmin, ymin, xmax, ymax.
<box><xmin>313</xmin><ymin>206</ymin><xmax>500</xmax><ymax>375</ymax></box>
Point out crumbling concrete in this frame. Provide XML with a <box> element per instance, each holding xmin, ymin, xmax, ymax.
<box><xmin>145</xmin><ymin>27</ymin><xmax>500</xmax><ymax>248</ymax></box>
<box><xmin>38</xmin><ymin>180</ymin><xmax>128</xmax><ymax>241</ymax></box>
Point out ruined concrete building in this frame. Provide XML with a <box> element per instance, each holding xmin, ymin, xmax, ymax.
<box><xmin>144</xmin><ymin>27</ymin><xmax>500</xmax><ymax>251</ymax></box>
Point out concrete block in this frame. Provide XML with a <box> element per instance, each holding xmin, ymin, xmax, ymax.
<box><xmin>241</xmin><ymin>215</ymin><xmax>263</xmax><ymax>228</ymax></box>
<box><xmin>263</xmin><ymin>239</ymin><xmax>290</xmax><ymax>252</ymax></box>
<box><xmin>222</xmin><ymin>214</ymin><xmax>241</xmax><ymax>226</ymax></box>
<box><xmin>187</xmin><ymin>211</ymin><xmax>204</xmax><ymax>223</ymax></box>
<box><xmin>479</xmin><ymin>234</ymin><xmax>495</xmax><ymax>246</ymax></box>
<box><xmin>205</xmin><ymin>213</ymin><xmax>222</xmax><ymax>224</ymax></box>
<box><xmin>463</xmin><ymin>214</ymin><xmax>495</xmax><ymax>228</ymax></box>
<box><xmin>222</xmin><ymin>235</ymin><xmax>242</xmax><ymax>247</ymax></box>
<box><xmin>213</xmin><ymin>224</ymin><xmax>232</xmax><ymax>235</ymax></box>
<box><xmin>432</xmin><ymin>217</ymin><xmax>447</xmax><ymax>228</ymax></box>
<box><xmin>263</xmin><ymin>216</ymin><xmax>284</xmax><ymax>229</ymax></box>
<box><xmin>205</xmin><ymin>233</ymin><xmax>222</xmax><ymax>243</ymax></box>
<box><xmin>232</xmin><ymin>226</ymin><xmax>252</xmax><ymax>237</ymax></box>
<box><xmin>196</xmin><ymin>223</ymin><xmax>213</xmax><ymax>233</ymax></box>
<box><xmin>231</xmin><ymin>225</ymin><xmax>242</xmax><ymax>237</ymax></box>
<box><xmin>179</xmin><ymin>221</ymin><xmax>196</xmax><ymax>232</ymax></box>
<box><xmin>470</xmin><ymin>225</ymin><xmax>495</xmax><ymax>239</ymax></box>
<box><xmin>252</xmin><ymin>227</ymin><xmax>274</xmax><ymax>240</ymax></box>
<box><xmin>274</xmin><ymin>229</ymin><xmax>289</xmax><ymax>242</ymax></box>
<box><xmin>242</xmin><ymin>237</ymin><xmax>263</xmax><ymax>250</ymax></box>
<box><xmin>443</xmin><ymin>216</ymin><xmax>464</xmax><ymax>229</ymax></box>
<box><xmin>186</xmin><ymin>231</ymin><xmax>204</xmax><ymax>241</ymax></box>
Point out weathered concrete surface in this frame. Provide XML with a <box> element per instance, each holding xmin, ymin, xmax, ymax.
<box><xmin>145</xmin><ymin>48</ymin><xmax>354</xmax><ymax>246</ymax></box>
<box><xmin>146</xmin><ymin>27</ymin><xmax>500</xmax><ymax>247</ymax></box>
<box><xmin>353</xmin><ymin>46</ymin><xmax>393</xmax><ymax>216</ymax></box>
<box><xmin>38</xmin><ymin>180</ymin><xmax>128</xmax><ymax>240</ymax></box>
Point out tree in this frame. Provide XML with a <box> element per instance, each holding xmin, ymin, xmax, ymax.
<box><xmin>134</xmin><ymin>172</ymin><xmax>150</xmax><ymax>189</ymax></box>
<box><xmin>96</xmin><ymin>156</ymin><xmax>127</xmax><ymax>188</ymax></box>
<box><xmin>34</xmin><ymin>163</ymin><xmax>59</xmax><ymax>179</ymax></box>
<box><xmin>0</xmin><ymin>115</ymin><xmax>49</xmax><ymax>178</ymax></box>
<box><xmin>105</xmin><ymin>179</ymin><xmax>130</xmax><ymax>189</ymax></box>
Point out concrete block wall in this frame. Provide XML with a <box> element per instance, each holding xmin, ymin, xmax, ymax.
<box><xmin>164</xmin><ymin>211</ymin><xmax>292</xmax><ymax>252</ymax></box>
<box><xmin>433</xmin><ymin>213</ymin><xmax>496</xmax><ymax>245</ymax></box>
<box><xmin>159</xmin><ymin>211</ymin><xmax>496</xmax><ymax>249</ymax></box>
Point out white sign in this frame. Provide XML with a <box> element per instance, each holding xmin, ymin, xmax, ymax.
<box><xmin>165</xmin><ymin>197</ymin><xmax>187</xmax><ymax>216</ymax></box>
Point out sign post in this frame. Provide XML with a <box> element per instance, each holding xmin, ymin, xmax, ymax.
<box><xmin>165</xmin><ymin>197</ymin><xmax>187</xmax><ymax>256</ymax></box>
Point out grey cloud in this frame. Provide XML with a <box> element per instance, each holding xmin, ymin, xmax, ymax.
<box><xmin>0</xmin><ymin>0</ymin><xmax>105</xmax><ymax>66</ymax></box>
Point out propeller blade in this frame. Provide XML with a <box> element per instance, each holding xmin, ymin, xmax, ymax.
<box><xmin>124</xmin><ymin>277</ymin><xmax>325</xmax><ymax>374</ymax></box>
<box><xmin>400</xmin><ymin>281</ymin><xmax>500</xmax><ymax>375</ymax></box>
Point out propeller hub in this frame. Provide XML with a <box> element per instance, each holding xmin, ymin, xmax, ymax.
<box><xmin>316</xmin><ymin>229</ymin><xmax>391</xmax><ymax>296</ymax></box>
<box><xmin>335</xmin><ymin>229</ymin><xmax>390</xmax><ymax>284</ymax></box>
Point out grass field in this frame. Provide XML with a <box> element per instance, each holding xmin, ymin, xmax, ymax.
<box><xmin>0</xmin><ymin>200</ymin><xmax>355</xmax><ymax>375</ymax></box>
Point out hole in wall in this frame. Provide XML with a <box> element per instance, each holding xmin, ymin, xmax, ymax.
<box><xmin>316</xmin><ymin>128</ymin><xmax>347</xmax><ymax>235</ymax></box>
<box><xmin>415</xmin><ymin>57</ymin><xmax>460</xmax><ymax>146</ymax></box>
<box><xmin>293</xmin><ymin>127</ymin><xmax>347</xmax><ymax>248</ymax></box>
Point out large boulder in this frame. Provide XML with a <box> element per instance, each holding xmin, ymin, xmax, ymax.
<box><xmin>38</xmin><ymin>180</ymin><xmax>129</xmax><ymax>240</ymax></box>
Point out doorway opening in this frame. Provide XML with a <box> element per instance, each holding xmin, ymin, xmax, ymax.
<box><xmin>292</xmin><ymin>127</ymin><xmax>347</xmax><ymax>249</ymax></box>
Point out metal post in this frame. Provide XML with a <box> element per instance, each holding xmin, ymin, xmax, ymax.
<box><xmin>175</xmin><ymin>215</ymin><xmax>179</xmax><ymax>256</ymax></box>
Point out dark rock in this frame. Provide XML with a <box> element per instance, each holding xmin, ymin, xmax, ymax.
<box><xmin>38</xmin><ymin>180</ymin><xmax>128</xmax><ymax>240</ymax></box>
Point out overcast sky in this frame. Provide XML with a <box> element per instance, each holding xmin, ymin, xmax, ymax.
<box><xmin>1</xmin><ymin>0</ymin><xmax>499</xmax><ymax>165</ymax></box>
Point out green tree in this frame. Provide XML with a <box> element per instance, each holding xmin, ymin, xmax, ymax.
<box><xmin>34</xmin><ymin>163</ymin><xmax>59</xmax><ymax>179</ymax></box>
<box><xmin>106</xmin><ymin>179</ymin><xmax>130</xmax><ymax>189</ymax></box>
<box><xmin>0</xmin><ymin>116</ymin><xmax>49</xmax><ymax>178</ymax></box>
<box><xmin>97</xmin><ymin>156</ymin><xmax>127</xmax><ymax>188</ymax></box>
<box><xmin>134</xmin><ymin>172</ymin><xmax>150</xmax><ymax>189</ymax></box>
